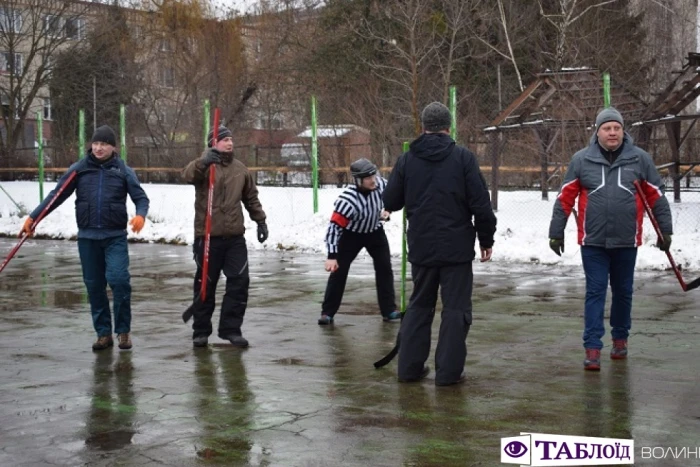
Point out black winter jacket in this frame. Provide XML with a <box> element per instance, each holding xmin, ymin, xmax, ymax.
<box><xmin>383</xmin><ymin>133</ymin><xmax>497</xmax><ymax>266</ymax></box>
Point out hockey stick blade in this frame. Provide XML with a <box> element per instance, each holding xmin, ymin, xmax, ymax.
<box><xmin>374</xmin><ymin>333</ymin><xmax>400</xmax><ymax>369</ymax></box>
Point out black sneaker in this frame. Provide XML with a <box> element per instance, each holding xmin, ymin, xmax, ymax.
<box><xmin>193</xmin><ymin>336</ymin><xmax>208</xmax><ymax>347</ymax></box>
<box><xmin>317</xmin><ymin>314</ymin><xmax>334</xmax><ymax>325</ymax></box>
<box><xmin>398</xmin><ymin>366</ymin><xmax>430</xmax><ymax>383</ymax></box>
<box><xmin>222</xmin><ymin>335</ymin><xmax>249</xmax><ymax>348</ymax></box>
<box><xmin>382</xmin><ymin>311</ymin><xmax>401</xmax><ymax>322</ymax></box>
<box><xmin>435</xmin><ymin>372</ymin><xmax>466</xmax><ymax>387</ymax></box>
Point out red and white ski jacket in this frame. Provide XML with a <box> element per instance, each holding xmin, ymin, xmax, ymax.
<box><xmin>549</xmin><ymin>133</ymin><xmax>672</xmax><ymax>248</ymax></box>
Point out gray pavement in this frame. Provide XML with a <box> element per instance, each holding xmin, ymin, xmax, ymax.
<box><xmin>0</xmin><ymin>238</ymin><xmax>699</xmax><ymax>466</ymax></box>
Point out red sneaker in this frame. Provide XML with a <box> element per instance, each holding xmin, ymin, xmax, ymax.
<box><xmin>584</xmin><ymin>349</ymin><xmax>601</xmax><ymax>371</ymax></box>
<box><xmin>610</xmin><ymin>339</ymin><xmax>628</xmax><ymax>360</ymax></box>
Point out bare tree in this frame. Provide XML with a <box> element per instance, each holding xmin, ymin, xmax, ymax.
<box><xmin>356</xmin><ymin>0</ymin><xmax>443</xmax><ymax>135</ymax></box>
<box><xmin>0</xmin><ymin>0</ymin><xmax>91</xmax><ymax>162</ymax></box>
<box><xmin>538</xmin><ymin>0</ymin><xmax>619</xmax><ymax>70</ymax></box>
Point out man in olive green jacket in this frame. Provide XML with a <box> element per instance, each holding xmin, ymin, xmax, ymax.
<box><xmin>182</xmin><ymin>125</ymin><xmax>268</xmax><ymax>348</ymax></box>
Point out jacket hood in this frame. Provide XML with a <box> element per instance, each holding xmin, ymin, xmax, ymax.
<box><xmin>409</xmin><ymin>132</ymin><xmax>454</xmax><ymax>162</ymax></box>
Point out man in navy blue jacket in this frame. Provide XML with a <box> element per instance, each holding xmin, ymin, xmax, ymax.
<box><xmin>383</xmin><ymin>102</ymin><xmax>497</xmax><ymax>386</ymax></box>
<box><xmin>20</xmin><ymin>125</ymin><xmax>150</xmax><ymax>351</ymax></box>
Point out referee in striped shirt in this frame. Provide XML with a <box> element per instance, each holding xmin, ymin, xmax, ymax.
<box><xmin>318</xmin><ymin>158</ymin><xmax>400</xmax><ymax>325</ymax></box>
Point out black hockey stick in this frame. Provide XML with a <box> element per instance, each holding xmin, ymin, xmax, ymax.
<box><xmin>634</xmin><ymin>180</ymin><xmax>700</xmax><ymax>292</ymax></box>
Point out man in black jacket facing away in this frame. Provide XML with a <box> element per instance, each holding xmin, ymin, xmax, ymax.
<box><xmin>383</xmin><ymin>102</ymin><xmax>497</xmax><ymax>386</ymax></box>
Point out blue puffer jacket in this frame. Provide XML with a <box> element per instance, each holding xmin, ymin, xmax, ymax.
<box><xmin>549</xmin><ymin>132</ymin><xmax>672</xmax><ymax>248</ymax></box>
<box><xmin>31</xmin><ymin>151</ymin><xmax>149</xmax><ymax>234</ymax></box>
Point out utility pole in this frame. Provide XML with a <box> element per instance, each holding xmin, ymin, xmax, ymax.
<box><xmin>92</xmin><ymin>75</ymin><xmax>97</xmax><ymax>131</ymax></box>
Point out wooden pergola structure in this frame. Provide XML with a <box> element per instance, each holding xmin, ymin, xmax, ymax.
<box><xmin>634</xmin><ymin>52</ymin><xmax>700</xmax><ymax>202</ymax></box>
<box><xmin>484</xmin><ymin>68</ymin><xmax>646</xmax><ymax>209</ymax></box>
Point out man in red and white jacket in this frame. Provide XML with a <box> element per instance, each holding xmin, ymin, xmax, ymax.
<box><xmin>549</xmin><ymin>107</ymin><xmax>673</xmax><ymax>371</ymax></box>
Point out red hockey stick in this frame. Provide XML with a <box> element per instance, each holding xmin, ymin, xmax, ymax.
<box><xmin>183</xmin><ymin>109</ymin><xmax>220</xmax><ymax>323</ymax></box>
<box><xmin>634</xmin><ymin>180</ymin><xmax>700</xmax><ymax>292</ymax></box>
<box><xmin>0</xmin><ymin>170</ymin><xmax>78</xmax><ymax>274</ymax></box>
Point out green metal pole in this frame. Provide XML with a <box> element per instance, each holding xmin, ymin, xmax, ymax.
<box><xmin>449</xmin><ymin>85</ymin><xmax>457</xmax><ymax>142</ymax></box>
<box><xmin>603</xmin><ymin>72</ymin><xmax>611</xmax><ymax>108</ymax></box>
<box><xmin>400</xmin><ymin>141</ymin><xmax>409</xmax><ymax>313</ymax></box>
<box><xmin>203</xmin><ymin>99</ymin><xmax>210</xmax><ymax>149</ymax></box>
<box><xmin>79</xmin><ymin>109</ymin><xmax>85</xmax><ymax>159</ymax></box>
<box><xmin>120</xmin><ymin>104</ymin><xmax>127</xmax><ymax>163</ymax></box>
<box><xmin>37</xmin><ymin>111</ymin><xmax>44</xmax><ymax>202</ymax></box>
<box><xmin>311</xmin><ymin>95</ymin><xmax>319</xmax><ymax>214</ymax></box>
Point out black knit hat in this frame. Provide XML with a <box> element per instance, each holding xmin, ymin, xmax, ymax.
<box><xmin>207</xmin><ymin>125</ymin><xmax>233</xmax><ymax>147</ymax></box>
<box><xmin>91</xmin><ymin>125</ymin><xmax>117</xmax><ymax>146</ymax></box>
<box><xmin>421</xmin><ymin>102</ymin><xmax>452</xmax><ymax>132</ymax></box>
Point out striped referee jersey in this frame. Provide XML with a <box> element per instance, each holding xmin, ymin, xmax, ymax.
<box><xmin>325</xmin><ymin>176</ymin><xmax>387</xmax><ymax>257</ymax></box>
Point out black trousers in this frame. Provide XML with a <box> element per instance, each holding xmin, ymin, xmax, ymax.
<box><xmin>192</xmin><ymin>236</ymin><xmax>249</xmax><ymax>338</ymax></box>
<box><xmin>398</xmin><ymin>262</ymin><xmax>473</xmax><ymax>385</ymax></box>
<box><xmin>322</xmin><ymin>228</ymin><xmax>396</xmax><ymax>317</ymax></box>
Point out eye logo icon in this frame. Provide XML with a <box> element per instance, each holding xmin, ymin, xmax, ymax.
<box><xmin>504</xmin><ymin>441</ymin><xmax>528</xmax><ymax>458</ymax></box>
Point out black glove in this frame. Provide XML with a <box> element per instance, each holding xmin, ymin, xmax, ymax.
<box><xmin>656</xmin><ymin>233</ymin><xmax>672</xmax><ymax>252</ymax></box>
<box><xmin>201</xmin><ymin>149</ymin><xmax>221</xmax><ymax>167</ymax></box>
<box><xmin>257</xmin><ymin>223</ymin><xmax>268</xmax><ymax>243</ymax></box>
<box><xmin>549</xmin><ymin>238</ymin><xmax>564</xmax><ymax>256</ymax></box>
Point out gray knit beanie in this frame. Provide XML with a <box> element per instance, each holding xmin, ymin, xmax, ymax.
<box><xmin>421</xmin><ymin>102</ymin><xmax>452</xmax><ymax>132</ymax></box>
<box><xmin>595</xmin><ymin>107</ymin><xmax>624</xmax><ymax>128</ymax></box>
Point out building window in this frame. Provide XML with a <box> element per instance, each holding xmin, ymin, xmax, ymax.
<box><xmin>44</xmin><ymin>15</ymin><xmax>84</xmax><ymax>39</ymax></box>
<box><xmin>65</xmin><ymin>18</ymin><xmax>85</xmax><ymax>40</ymax></box>
<box><xmin>270</xmin><ymin>116</ymin><xmax>283</xmax><ymax>130</ymax></box>
<box><xmin>43</xmin><ymin>98</ymin><xmax>52</xmax><ymax>120</ymax></box>
<box><xmin>0</xmin><ymin>8</ymin><xmax>22</xmax><ymax>34</ymax></box>
<box><xmin>132</xmin><ymin>25</ymin><xmax>143</xmax><ymax>40</ymax></box>
<box><xmin>1</xmin><ymin>94</ymin><xmax>20</xmax><ymax>119</ymax></box>
<box><xmin>159</xmin><ymin>38</ymin><xmax>172</xmax><ymax>52</ymax></box>
<box><xmin>44</xmin><ymin>15</ymin><xmax>62</xmax><ymax>37</ymax></box>
<box><xmin>0</xmin><ymin>52</ymin><xmax>22</xmax><ymax>75</ymax></box>
<box><xmin>160</xmin><ymin>67</ymin><xmax>174</xmax><ymax>88</ymax></box>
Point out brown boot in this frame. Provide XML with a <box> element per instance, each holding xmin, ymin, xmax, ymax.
<box><xmin>92</xmin><ymin>335</ymin><xmax>113</xmax><ymax>351</ymax></box>
<box><xmin>117</xmin><ymin>333</ymin><xmax>132</xmax><ymax>350</ymax></box>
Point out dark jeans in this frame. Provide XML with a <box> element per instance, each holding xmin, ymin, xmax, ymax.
<box><xmin>581</xmin><ymin>246</ymin><xmax>638</xmax><ymax>350</ymax></box>
<box><xmin>321</xmin><ymin>228</ymin><xmax>396</xmax><ymax>317</ymax></box>
<box><xmin>78</xmin><ymin>236</ymin><xmax>131</xmax><ymax>337</ymax></box>
<box><xmin>192</xmin><ymin>235</ymin><xmax>249</xmax><ymax>339</ymax></box>
<box><xmin>398</xmin><ymin>262</ymin><xmax>473</xmax><ymax>385</ymax></box>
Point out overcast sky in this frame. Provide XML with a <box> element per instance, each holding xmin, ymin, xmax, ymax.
<box><xmin>212</xmin><ymin>0</ymin><xmax>257</xmax><ymax>14</ymax></box>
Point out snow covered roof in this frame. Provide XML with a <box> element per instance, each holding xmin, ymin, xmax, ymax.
<box><xmin>296</xmin><ymin>125</ymin><xmax>369</xmax><ymax>138</ymax></box>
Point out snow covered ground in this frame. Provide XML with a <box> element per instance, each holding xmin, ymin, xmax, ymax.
<box><xmin>1</xmin><ymin>180</ymin><xmax>699</xmax><ymax>270</ymax></box>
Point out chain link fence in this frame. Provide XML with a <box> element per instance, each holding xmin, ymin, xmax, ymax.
<box><xmin>2</xmin><ymin>94</ymin><xmax>700</xmax><ymax>241</ymax></box>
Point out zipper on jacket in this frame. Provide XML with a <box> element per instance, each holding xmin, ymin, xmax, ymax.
<box><xmin>97</xmin><ymin>169</ymin><xmax>104</xmax><ymax>228</ymax></box>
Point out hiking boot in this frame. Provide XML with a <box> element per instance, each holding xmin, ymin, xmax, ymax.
<box><xmin>117</xmin><ymin>333</ymin><xmax>132</xmax><ymax>350</ymax></box>
<box><xmin>92</xmin><ymin>335</ymin><xmax>113</xmax><ymax>351</ymax></box>
<box><xmin>222</xmin><ymin>334</ymin><xmax>249</xmax><ymax>348</ymax></box>
<box><xmin>193</xmin><ymin>336</ymin><xmax>208</xmax><ymax>348</ymax></box>
<box><xmin>382</xmin><ymin>311</ymin><xmax>401</xmax><ymax>322</ymax></box>
<box><xmin>317</xmin><ymin>314</ymin><xmax>334</xmax><ymax>325</ymax></box>
<box><xmin>398</xmin><ymin>366</ymin><xmax>430</xmax><ymax>383</ymax></box>
<box><xmin>584</xmin><ymin>348</ymin><xmax>601</xmax><ymax>371</ymax></box>
<box><xmin>610</xmin><ymin>339</ymin><xmax>628</xmax><ymax>360</ymax></box>
<box><xmin>436</xmin><ymin>371</ymin><xmax>466</xmax><ymax>387</ymax></box>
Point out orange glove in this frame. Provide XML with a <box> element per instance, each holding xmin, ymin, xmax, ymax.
<box><xmin>19</xmin><ymin>217</ymin><xmax>34</xmax><ymax>238</ymax></box>
<box><xmin>129</xmin><ymin>215</ymin><xmax>145</xmax><ymax>234</ymax></box>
